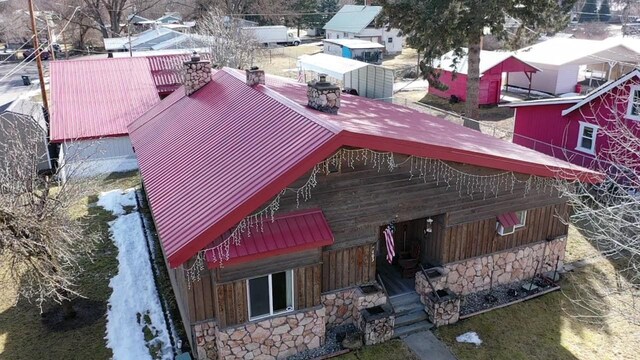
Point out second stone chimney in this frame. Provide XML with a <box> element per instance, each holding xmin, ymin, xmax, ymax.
<box><xmin>246</xmin><ymin>66</ymin><xmax>265</xmax><ymax>86</ymax></box>
<box><xmin>183</xmin><ymin>52</ymin><xmax>212</xmax><ymax>96</ymax></box>
<box><xmin>307</xmin><ymin>74</ymin><xmax>341</xmax><ymax>114</ymax></box>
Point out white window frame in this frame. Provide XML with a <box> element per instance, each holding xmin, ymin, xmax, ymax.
<box><xmin>387</xmin><ymin>37</ymin><xmax>393</xmax><ymax>43</ymax></box>
<box><xmin>575</xmin><ymin>121</ymin><xmax>598</xmax><ymax>155</ymax></box>
<box><xmin>246</xmin><ymin>270</ymin><xmax>294</xmax><ymax>321</ymax></box>
<box><xmin>514</xmin><ymin>210</ymin><xmax>527</xmax><ymax>229</ymax></box>
<box><xmin>626</xmin><ymin>85</ymin><xmax>640</xmax><ymax>120</ymax></box>
<box><xmin>496</xmin><ymin>210</ymin><xmax>527</xmax><ymax>236</ymax></box>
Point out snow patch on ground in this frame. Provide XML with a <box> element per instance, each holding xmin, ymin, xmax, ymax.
<box><xmin>456</xmin><ymin>331</ymin><xmax>482</xmax><ymax>346</ymax></box>
<box><xmin>97</xmin><ymin>188</ymin><xmax>137</xmax><ymax>215</ymax></box>
<box><xmin>100</xmin><ymin>189</ymin><xmax>173</xmax><ymax>360</ymax></box>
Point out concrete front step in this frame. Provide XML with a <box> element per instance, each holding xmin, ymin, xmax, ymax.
<box><xmin>395</xmin><ymin>309</ymin><xmax>429</xmax><ymax>328</ymax></box>
<box><xmin>393</xmin><ymin>320</ymin><xmax>434</xmax><ymax>339</ymax></box>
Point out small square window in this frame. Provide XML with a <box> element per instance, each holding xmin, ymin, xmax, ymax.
<box><xmin>247</xmin><ymin>270</ymin><xmax>294</xmax><ymax>320</ymax></box>
<box><xmin>627</xmin><ymin>85</ymin><xmax>640</xmax><ymax>119</ymax></box>
<box><xmin>496</xmin><ymin>210</ymin><xmax>526</xmax><ymax>236</ymax></box>
<box><xmin>387</xmin><ymin>37</ymin><xmax>393</xmax><ymax>43</ymax></box>
<box><xmin>576</xmin><ymin>122</ymin><xmax>598</xmax><ymax>154</ymax></box>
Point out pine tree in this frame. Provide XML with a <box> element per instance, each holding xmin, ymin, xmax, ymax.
<box><xmin>598</xmin><ymin>0</ymin><xmax>612</xmax><ymax>22</ymax></box>
<box><xmin>378</xmin><ymin>0</ymin><xmax>575</xmax><ymax>123</ymax></box>
<box><xmin>579</xmin><ymin>0</ymin><xmax>599</xmax><ymax>22</ymax></box>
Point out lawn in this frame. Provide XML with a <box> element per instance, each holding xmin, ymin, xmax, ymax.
<box><xmin>254</xmin><ymin>44</ymin><xmax>322</xmax><ymax>79</ymax></box>
<box><xmin>0</xmin><ymin>172</ymin><xmax>140</xmax><ymax>359</ymax></box>
<box><xmin>335</xmin><ymin>340</ymin><xmax>419</xmax><ymax>360</ymax></box>
<box><xmin>435</xmin><ymin>225</ymin><xmax>640</xmax><ymax>360</ymax></box>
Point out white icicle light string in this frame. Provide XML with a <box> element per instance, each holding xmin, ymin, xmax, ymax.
<box><xmin>184</xmin><ymin>148</ymin><xmax>558</xmax><ymax>283</ymax></box>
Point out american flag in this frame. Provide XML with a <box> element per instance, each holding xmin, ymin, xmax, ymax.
<box><xmin>384</xmin><ymin>226</ymin><xmax>395</xmax><ymax>264</ymax></box>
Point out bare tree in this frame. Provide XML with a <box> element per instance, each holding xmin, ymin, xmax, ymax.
<box><xmin>554</xmin><ymin>78</ymin><xmax>640</xmax><ymax>325</ymax></box>
<box><xmin>0</xmin><ymin>113</ymin><xmax>99</xmax><ymax>318</ymax></box>
<box><xmin>198</xmin><ymin>8</ymin><xmax>264</xmax><ymax>69</ymax></box>
<box><xmin>47</xmin><ymin>0</ymin><xmax>163</xmax><ymax>40</ymax></box>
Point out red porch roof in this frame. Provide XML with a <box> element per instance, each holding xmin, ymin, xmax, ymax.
<box><xmin>50</xmin><ymin>58</ymin><xmax>160</xmax><ymax>142</ymax></box>
<box><xmin>129</xmin><ymin>68</ymin><xmax>603</xmax><ymax>268</ymax></box>
<box><xmin>497</xmin><ymin>212</ymin><xmax>520</xmax><ymax>228</ymax></box>
<box><xmin>205</xmin><ymin>209</ymin><xmax>334</xmax><ymax>268</ymax></box>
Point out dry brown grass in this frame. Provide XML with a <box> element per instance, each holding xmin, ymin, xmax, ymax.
<box><xmin>436</xmin><ymin>225</ymin><xmax>640</xmax><ymax>360</ymax></box>
<box><xmin>254</xmin><ymin>44</ymin><xmax>323</xmax><ymax>80</ymax></box>
<box><xmin>0</xmin><ymin>172</ymin><xmax>140</xmax><ymax>360</ymax></box>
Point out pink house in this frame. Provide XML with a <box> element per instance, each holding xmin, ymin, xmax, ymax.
<box><xmin>430</xmin><ymin>49</ymin><xmax>539</xmax><ymax>106</ymax></box>
<box><xmin>506</xmin><ymin>69</ymin><xmax>640</xmax><ymax>171</ymax></box>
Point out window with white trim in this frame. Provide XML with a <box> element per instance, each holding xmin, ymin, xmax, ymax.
<box><xmin>514</xmin><ymin>210</ymin><xmax>526</xmax><ymax>229</ymax></box>
<box><xmin>496</xmin><ymin>210</ymin><xmax>527</xmax><ymax>236</ymax></box>
<box><xmin>247</xmin><ymin>270</ymin><xmax>294</xmax><ymax>320</ymax></box>
<box><xmin>387</xmin><ymin>37</ymin><xmax>393</xmax><ymax>43</ymax></box>
<box><xmin>576</xmin><ymin>122</ymin><xmax>598</xmax><ymax>154</ymax></box>
<box><xmin>627</xmin><ymin>85</ymin><xmax>640</xmax><ymax>120</ymax></box>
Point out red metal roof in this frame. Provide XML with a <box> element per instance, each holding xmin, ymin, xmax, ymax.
<box><xmin>205</xmin><ymin>209</ymin><xmax>334</xmax><ymax>268</ymax></box>
<box><xmin>50</xmin><ymin>58</ymin><xmax>160</xmax><ymax>142</ymax></box>
<box><xmin>129</xmin><ymin>67</ymin><xmax>602</xmax><ymax>268</ymax></box>
<box><xmin>497</xmin><ymin>212</ymin><xmax>520</xmax><ymax>228</ymax></box>
<box><xmin>146</xmin><ymin>53</ymin><xmax>211</xmax><ymax>95</ymax></box>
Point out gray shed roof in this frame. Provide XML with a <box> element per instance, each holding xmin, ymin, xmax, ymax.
<box><xmin>323</xmin><ymin>5</ymin><xmax>382</xmax><ymax>33</ymax></box>
<box><xmin>0</xmin><ymin>99</ymin><xmax>46</xmax><ymax>131</ymax></box>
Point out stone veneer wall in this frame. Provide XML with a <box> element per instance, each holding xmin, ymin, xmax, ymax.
<box><xmin>321</xmin><ymin>285</ymin><xmax>388</xmax><ymax>328</ymax></box>
<box><xmin>422</xmin><ymin>289</ymin><xmax>460</xmax><ymax>327</ymax></box>
<box><xmin>194</xmin><ymin>321</ymin><xmax>218</xmax><ymax>360</ymax></box>
<box><xmin>357</xmin><ymin>304</ymin><xmax>395</xmax><ymax>345</ymax></box>
<box><xmin>307</xmin><ymin>80</ymin><xmax>341</xmax><ymax>114</ymax></box>
<box><xmin>194</xmin><ymin>307</ymin><xmax>325</xmax><ymax>360</ymax></box>
<box><xmin>246</xmin><ymin>68</ymin><xmax>266</xmax><ymax>86</ymax></box>
<box><xmin>184</xmin><ymin>59</ymin><xmax>212</xmax><ymax>95</ymax></box>
<box><xmin>417</xmin><ymin>237</ymin><xmax>566</xmax><ymax>296</ymax></box>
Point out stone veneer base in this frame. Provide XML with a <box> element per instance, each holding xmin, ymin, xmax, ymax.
<box><xmin>417</xmin><ymin>237</ymin><xmax>567</xmax><ymax>297</ymax></box>
<box><xmin>194</xmin><ymin>306</ymin><xmax>325</xmax><ymax>360</ymax></box>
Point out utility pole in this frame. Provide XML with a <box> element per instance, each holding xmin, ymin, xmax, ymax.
<box><xmin>28</xmin><ymin>0</ymin><xmax>49</xmax><ymax>114</ymax></box>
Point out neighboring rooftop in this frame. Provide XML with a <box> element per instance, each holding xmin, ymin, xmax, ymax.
<box><xmin>323</xmin><ymin>38</ymin><xmax>385</xmax><ymax>49</ymax></box>
<box><xmin>0</xmin><ymin>99</ymin><xmax>46</xmax><ymax>130</ymax></box>
<box><xmin>433</xmin><ymin>48</ymin><xmax>540</xmax><ymax>76</ymax></box>
<box><xmin>323</xmin><ymin>5</ymin><xmax>382</xmax><ymax>33</ymax></box>
<box><xmin>513</xmin><ymin>38</ymin><xmax>640</xmax><ymax>67</ymax></box>
<box><xmin>50</xmin><ymin>57</ymin><xmax>160</xmax><ymax>142</ymax></box>
<box><xmin>129</xmin><ymin>67</ymin><xmax>601</xmax><ymax>267</ymax></box>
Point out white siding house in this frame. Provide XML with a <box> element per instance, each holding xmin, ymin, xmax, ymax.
<box><xmin>323</xmin><ymin>5</ymin><xmax>403</xmax><ymax>54</ymax></box>
<box><xmin>509</xmin><ymin>38</ymin><xmax>640</xmax><ymax>95</ymax></box>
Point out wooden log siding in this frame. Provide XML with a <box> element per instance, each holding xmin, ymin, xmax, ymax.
<box><xmin>295</xmin><ymin>264</ymin><xmax>322</xmax><ymax>310</ymax></box>
<box><xmin>215</xmin><ymin>280</ymin><xmax>248</xmax><ymax>328</ymax></box>
<box><xmin>214</xmin><ymin>264</ymin><xmax>321</xmax><ymax>328</ymax></box>
<box><xmin>267</xmin><ymin>154</ymin><xmax>566</xmax><ymax>252</ymax></box>
<box><xmin>439</xmin><ymin>203</ymin><xmax>569</xmax><ymax>264</ymax></box>
<box><xmin>322</xmin><ymin>243</ymin><xmax>376</xmax><ymax>292</ymax></box>
<box><xmin>185</xmin><ymin>267</ymin><xmax>216</xmax><ymax>323</ymax></box>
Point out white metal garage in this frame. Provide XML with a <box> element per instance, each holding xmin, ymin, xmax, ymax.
<box><xmin>298</xmin><ymin>53</ymin><xmax>394</xmax><ymax>100</ymax></box>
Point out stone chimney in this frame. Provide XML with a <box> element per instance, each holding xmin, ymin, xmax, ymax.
<box><xmin>183</xmin><ymin>52</ymin><xmax>212</xmax><ymax>96</ymax></box>
<box><xmin>307</xmin><ymin>74</ymin><xmax>341</xmax><ymax>114</ymax></box>
<box><xmin>246</xmin><ymin>66</ymin><xmax>265</xmax><ymax>86</ymax></box>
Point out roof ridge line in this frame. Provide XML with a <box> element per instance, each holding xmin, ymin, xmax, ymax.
<box><xmin>222</xmin><ymin>68</ymin><xmax>343</xmax><ymax>134</ymax></box>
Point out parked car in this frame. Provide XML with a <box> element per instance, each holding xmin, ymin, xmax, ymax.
<box><xmin>22</xmin><ymin>48</ymin><xmax>50</xmax><ymax>60</ymax></box>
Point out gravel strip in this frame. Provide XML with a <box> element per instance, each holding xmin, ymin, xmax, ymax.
<box><xmin>460</xmin><ymin>277</ymin><xmax>558</xmax><ymax>317</ymax></box>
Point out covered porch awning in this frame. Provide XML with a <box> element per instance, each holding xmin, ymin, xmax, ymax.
<box><xmin>205</xmin><ymin>209</ymin><xmax>334</xmax><ymax>268</ymax></box>
<box><xmin>497</xmin><ymin>212</ymin><xmax>520</xmax><ymax>228</ymax></box>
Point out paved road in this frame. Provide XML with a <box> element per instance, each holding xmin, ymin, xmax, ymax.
<box><xmin>0</xmin><ymin>62</ymin><xmax>43</xmax><ymax>105</ymax></box>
